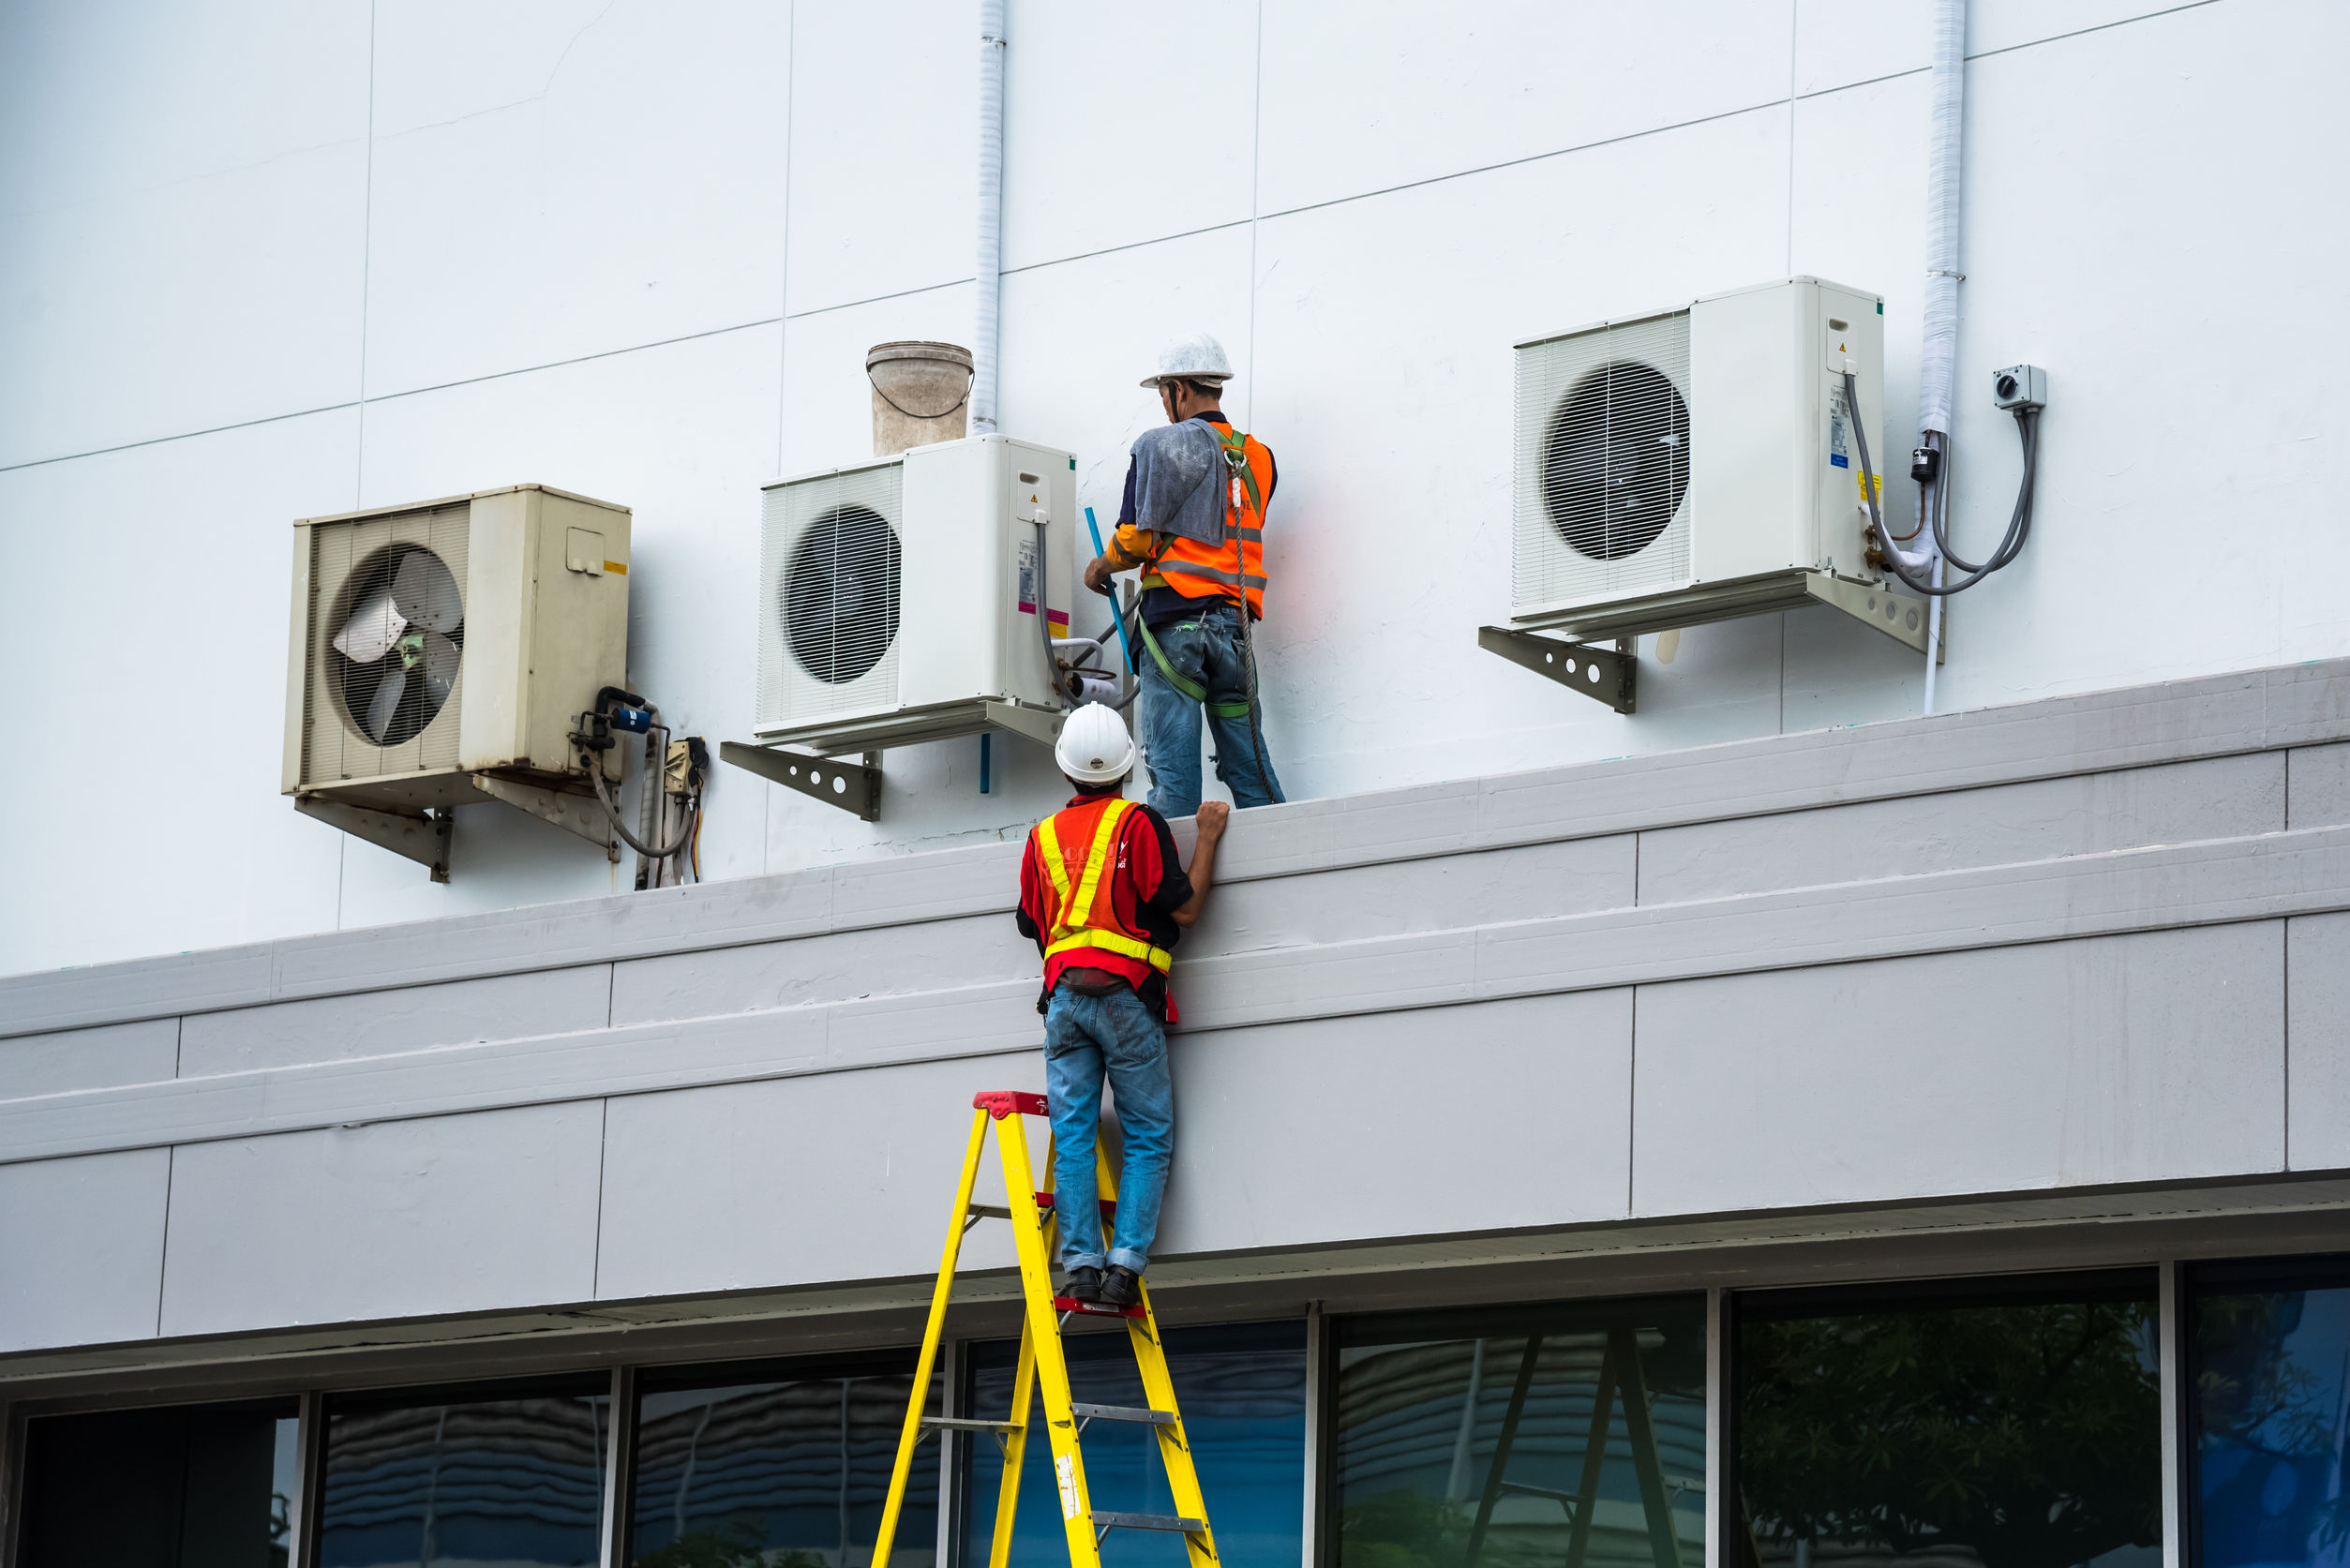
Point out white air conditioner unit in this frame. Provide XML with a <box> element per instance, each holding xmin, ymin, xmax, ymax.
<box><xmin>282</xmin><ymin>485</ymin><xmax>632</xmax><ymax>875</ymax></box>
<box><xmin>754</xmin><ymin>434</ymin><xmax>1078</xmax><ymax>754</ymax></box>
<box><xmin>1509</xmin><ymin>276</ymin><xmax>1923</xmax><ymax>648</ymax></box>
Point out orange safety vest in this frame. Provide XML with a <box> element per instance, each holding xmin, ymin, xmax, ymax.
<box><xmin>1142</xmin><ymin>424</ymin><xmax>1272</xmax><ymax>619</ymax></box>
<box><xmin>1030</xmin><ymin>797</ymin><xmax>1173</xmax><ymax>978</ymax></box>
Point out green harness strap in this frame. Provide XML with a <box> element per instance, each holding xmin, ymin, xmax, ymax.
<box><xmin>1133</xmin><ymin>609</ymin><xmax>1253</xmax><ymax>718</ymax></box>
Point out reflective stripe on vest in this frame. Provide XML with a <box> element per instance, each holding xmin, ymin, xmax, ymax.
<box><xmin>1037</xmin><ymin>799</ymin><xmax>1173</xmax><ymax>974</ymax></box>
<box><xmin>1146</xmin><ymin>425</ymin><xmax>1272</xmax><ymax>617</ymax></box>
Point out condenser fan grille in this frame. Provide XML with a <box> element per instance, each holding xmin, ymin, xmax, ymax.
<box><xmin>1543</xmin><ymin>362</ymin><xmax>1689</xmax><ymax>560</ymax></box>
<box><xmin>301</xmin><ymin>503</ymin><xmax>471</xmax><ymax>785</ymax></box>
<box><xmin>1512</xmin><ymin>309</ymin><xmax>1694</xmax><ymax>614</ymax></box>
<box><xmin>757</xmin><ymin>463</ymin><xmax>906</xmax><ymax>727</ymax></box>
<box><xmin>786</xmin><ymin>503</ymin><xmax>902</xmax><ymax>685</ymax></box>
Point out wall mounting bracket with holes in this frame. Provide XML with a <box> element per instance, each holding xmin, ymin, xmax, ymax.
<box><xmin>1478</xmin><ymin>626</ymin><xmax>1638</xmax><ymax>714</ymax></box>
<box><xmin>294</xmin><ymin>798</ymin><xmax>455</xmax><ymax>883</ymax></box>
<box><xmin>720</xmin><ymin>740</ymin><xmax>882</xmax><ymax>822</ymax></box>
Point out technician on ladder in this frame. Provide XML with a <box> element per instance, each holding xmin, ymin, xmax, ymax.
<box><xmin>1017</xmin><ymin>703</ymin><xmax>1228</xmax><ymax>1308</ymax></box>
<box><xmin>1082</xmin><ymin>332</ymin><xmax>1285</xmax><ymax>818</ymax></box>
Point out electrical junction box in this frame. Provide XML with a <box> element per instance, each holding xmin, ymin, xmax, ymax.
<box><xmin>1508</xmin><ymin>276</ymin><xmax>1927</xmax><ymax>651</ymax></box>
<box><xmin>754</xmin><ymin>433</ymin><xmax>1078</xmax><ymax>754</ymax></box>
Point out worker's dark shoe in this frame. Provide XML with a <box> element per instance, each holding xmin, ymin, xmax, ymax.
<box><xmin>1062</xmin><ymin>1265</ymin><xmax>1103</xmax><ymax>1304</ymax></box>
<box><xmin>1099</xmin><ymin>1265</ymin><xmax>1142</xmax><ymax>1308</ymax></box>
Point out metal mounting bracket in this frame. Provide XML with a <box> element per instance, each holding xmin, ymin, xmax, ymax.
<box><xmin>721</xmin><ymin>740</ymin><xmax>882</xmax><ymax>822</ymax></box>
<box><xmin>1804</xmin><ymin>572</ymin><xmax>1942</xmax><ymax>659</ymax></box>
<box><xmin>1477</xmin><ymin>625</ymin><xmax>1637</xmax><ymax>714</ymax></box>
<box><xmin>983</xmin><ymin>700</ymin><xmax>1067</xmax><ymax>749</ymax></box>
<box><xmin>294</xmin><ymin>797</ymin><xmax>454</xmax><ymax>883</ymax></box>
<box><xmin>471</xmin><ymin>774</ymin><xmax>620</xmax><ymax>860</ymax></box>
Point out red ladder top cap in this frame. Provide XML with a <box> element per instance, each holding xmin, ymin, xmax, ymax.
<box><xmin>973</xmin><ymin>1090</ymin><xmax>1050</xmax><ymax>1118</ymax></box>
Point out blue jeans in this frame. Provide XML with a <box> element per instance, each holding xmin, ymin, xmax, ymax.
<box><xmin>1140</xmin><ymin>599</ymin><xmax>1284</xmax><ymax>819</ymax></box>
<box><xmin>1042</xmin><ymin>985</ymin><xmax>1175</xmax><ymax>1275</ymax></box>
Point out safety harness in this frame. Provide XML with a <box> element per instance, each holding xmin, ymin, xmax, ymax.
<box><xmin>1038</xmin><ymin>798</ymin><xmax>1173</xmax><ymax>975</ymax></box>
<box><xmin>1133</xmin><ymin>423</ymin><xmax>1264</xmax><ymax>720</ymax></box>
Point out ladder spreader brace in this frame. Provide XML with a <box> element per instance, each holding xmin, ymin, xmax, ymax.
<box><xmin>869</xmin><ymin>1090</ymin><xmax>1222</xmax><ymax>1568</ymax></box>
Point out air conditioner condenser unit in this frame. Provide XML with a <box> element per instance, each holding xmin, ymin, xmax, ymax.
<box><xmin>753</xmin><ymin>433</ymin><xmax>1081</xmax><ymax>756</ymax></box>
<box><xmin>1505</xmin><ymin>276</ymin><xmax>1929</xmax><ymax>655</ymax></box>
<box><xmin>282</xmin><ymin>485</ymin><xmax>633</xmax><ymax>876</ymax></box>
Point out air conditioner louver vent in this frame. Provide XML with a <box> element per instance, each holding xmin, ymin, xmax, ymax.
<box><xmin>1513</xmin><ymin>311</ymin><xmax>1693</xmax><ymax>617</ymax></box>
<box><xmin>759</xmin><ymin>462</ymin><xmax>905</xmax><ymax>728</ymax></box>
<box><xmin>302</xmin><ymin>501</ymin><xmax>471</xmax><ymax>784</ymax></box>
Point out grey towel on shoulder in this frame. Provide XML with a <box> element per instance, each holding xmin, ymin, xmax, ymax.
<box><xmin>1129</xmin><ymin>420</ymin><xmax>1228</xmax><ymax>546</ymax></box>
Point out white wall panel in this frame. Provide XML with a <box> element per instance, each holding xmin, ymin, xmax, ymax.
<box><xmin>1913</xmin><ymin>1</ymin><xmax>2350</xmax><ymax>714</ymax></box>
<box><xmin>999</xmin><ymin>0</ymin><xmax>1255</xmax><ymax>271</ymax></box>
<box><xmin>1159</xmin><ymin>992</ymin><xmax>1635</xmax><ymax>1255</ymax></box>
<box><xmin>159</xmin><ymin>1102</ymin><xmax>604</xmax><ymax>1336</ymax></box>
<box><xmin>2289</xmin><ymin>743</ymin><xmax>2350</xmax><ymax>829</ymax></box>
<box><xmin>2286</xmin><ymin>913</ymin><xmax>2350</xmax><ymax>1172</ymax></box>
<box><xmin>1638</xmin><ymin>753</ymin><xmax>2283</xmax><ymax>904</ymax></box>
<box><xmin>785</xmin><ymin>0</ymin><xmax>972</xmax><ymax>316</ymax></box>
<box><xmin>0</xmin><ymin>0</ymin><xmax>369</xmax><ymax>466</ymax></box>
<box><xmin>363</xmin><ymin>0</ymin><xmax>789</xmax><ymax>396</ymax></box>
<box><xmin>0</xmin><ymin>411</ymin><xmax>356</xmax><ymax>978</ymax></box>
<box><xmin>595</xmin><ymin>1054</ymin><xmax>1028</xmax><ymax>1301</ymax></box>
<box><xmin>1632</xmin><ymin>923</ymin><xmax>2286</xmax><ymax>1217</ymax></box>
<box><xmin>0</xmin><ymin>1019</ymin><xmax>177</xmax><ymax>1100</ymax></box>
<box><xmin>1256</xmin><ymin>0</ymin><xmax>1793</xmax><ymax>217</ymax></box>
<box><xmin>0</xmin><ymin>1147</ymin><xmax>169</xmax><ymax>1352</ymax></box>
<box><xmin>347</xmin><ymin>323</ymin><xmax>783</xmax><ymax>923</ymax></box>
<box><xmin>179</xmin><ymin>966</ymin><xmax>610</xmax><ymax>1078</ymax></box>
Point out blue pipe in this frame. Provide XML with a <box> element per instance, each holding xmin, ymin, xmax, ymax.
<box><xmin>1084</xmin><ymin>506</ymin><xmax>1135</xmax><ymax>677</ymax></box>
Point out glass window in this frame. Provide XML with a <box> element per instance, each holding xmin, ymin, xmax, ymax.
<box><xmin>1330</xmin><ymin>1296</ymin><xmax>1707</xmax><ymax>1568</ymax></box>
<box><xmin>628</xmin><ymin>1354</ymin><xmax>939</xmax><ymax>1567</ymax></box>
<box><xmin>317</xmin><ymin>1380</ymin><xmax>609</xmax><ymax>1568</ymax></box>
<box><xmin>961</xmin><ymin>1320</ymin><xmax>1306</xmax><ymax>1568</ymax></box>
<box><xmin>2187</xmin><ymin>1254</ymin><xmax>2350</xmax><ymax>1568</ymax></box>
<box><xmin>1734</xmin><ymin>1272</ymin><xmax>2162</xmax><ymax>1568</ymax></box>
<box><xmin>17</xmin><ymin>1399</ymin><xmax>299</xmax><ymax>1568</ymax></box>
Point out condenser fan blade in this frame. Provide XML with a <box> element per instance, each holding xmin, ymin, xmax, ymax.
<box><xmin>366</xmin><ymin>665</ymin><xmax>409</xmax><ymax>743</ymax></box>
<box><xmin>333</xmin><ymin>588</ymin><xmax>406</xmax><ymax>663</ymax></box>
<box><xmin>391</xmin><ymin>549</ymin><xmax>463</xmax><ymax>633</ymax></box>
<box><xmin>420</xmin><ymin>630</ymin><xmax>459</xmax><ymax>705</ymax></box>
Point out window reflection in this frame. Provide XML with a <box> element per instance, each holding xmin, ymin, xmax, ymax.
<box><xmin>2189</xmin><ymin>1256</ymin><xmax>2350</xmax><ymax>1568</ymax></box>
<box><xmin>962</xmin><ymin>1321</ymin><xmax>1306</xmax><ymax>1568</ymax></box>
<box><xmin>629</xmin><ymin>1360</ymin><xmax>938</xmax><ymax>1568</ymax></box>
<box><xmin>1735</xmin><ymin>1274</ymin><xmax>2161</xmax><ymax>1568</ymax></box>
<box><xmin>1331</xmin><ymin>1298</ymin><xmax>1707</xmax><ymax>1568</ymax></box>
<box><xmin>17</xmin><ymin>1400</ymin><xmax>299</xmax><ymax>1568</ymax></box>
<box><xmin>318</xmin><ymin>1384</ymin><xmax>608</xmax><ymax>1568</ymax></box>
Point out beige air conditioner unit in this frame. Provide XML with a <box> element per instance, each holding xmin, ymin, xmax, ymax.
<box><xmin>281</xmin><ymin>485</ymin><xmax>633</xmax><ymax>879</ymax></box>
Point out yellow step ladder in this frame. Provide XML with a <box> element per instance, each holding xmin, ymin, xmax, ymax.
<box><xmin>868</xmin><ymin>1089</ymin><xmax>1220</xmax><ymax>1568</ymax></box>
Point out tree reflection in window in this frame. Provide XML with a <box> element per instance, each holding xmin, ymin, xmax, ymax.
<box><xmin>2188</xmin><ymin>1256</ymin><xmax>2350</xmax><ymax>1568</ymax></box>
<box><xmin>1734</xmin><ymin>1274</ymin><xmax>2161</xmax><ymax>1568</ymax></box>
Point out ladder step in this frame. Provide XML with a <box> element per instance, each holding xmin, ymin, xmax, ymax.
<box><xmin>1071</xmin><ymin>1402</ymin><xmax>1175</xmax><ymax>1426</ymax></box>
<box><xmin>1053</xmin><ymin>1296</ymin><xmax>1146</xmax><ymax>1318</ymax></box>
<box><xmin>1092</xmin><ymin>1512</ymin><xmax>1205</xmax><ymax>1534</ymax></box>
<box><xmin>1032</xmin><ymin>1192</ymin><xmax>1115</xmax><ymax>1217</ymax></box>
<box><xmin>921</xmin><ymin>1416</ymin><xmax>1020</xmax><ymax>1433</ymax></box>
<box><xmin>966</xmin><ymin>1203</ymin><xmax>1011</xmax><ymax>1220</ymax></box>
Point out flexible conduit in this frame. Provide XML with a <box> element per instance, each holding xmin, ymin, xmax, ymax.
<box><xmin>972</xmin><ymin>0</ymin><xmax>1006</xmax><ymax>435</ymax></box>
<box><xmin>1919</xmin><ymin>0</ymin><xmax>1965</xmax><ymax>711</ymax></box>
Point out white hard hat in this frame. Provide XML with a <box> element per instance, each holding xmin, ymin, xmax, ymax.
<box><xmin>1055</xmin><ymin>703</ymin><xmax>1136</xmax><ymax>784</ymax></box>
<box><xmin>1141</xmin><ymin>331</ymin><xmax>1234</xmax><ymax>389</ymax></box>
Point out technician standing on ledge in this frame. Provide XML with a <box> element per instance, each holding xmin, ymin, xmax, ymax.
<box><xmin>1016</xmin><ymin>703</ymin><xmax>1228</xmax><ymax>1308</ymax></box>
<box><xmin>1082</xmin><ymin>332</ymin><xmax>1284</xmax><ymax>818</ymax></box>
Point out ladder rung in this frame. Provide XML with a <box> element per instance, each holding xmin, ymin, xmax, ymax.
<box><xmin>1093</xmin><ymin>1512</ymin><xmax>1205</xmax><ymax>1533</ymax></box>
<box><xmin>1071</xmin><ymin>1401</ymin><xmax>1175</xmax><ymax>1426</ymax></box>
<box><xmin>1033</xmin><ymin>1192</ymin><xmax>1115</xmax><ymax>1217</ymax></box>
<box><xmin>966</xmin><ymin>1204</ymin><xmax>1011</xmax><ymax>1220</ymax></box>
<box><xmin>1053</xmin><ymin>1296</ymin><xmax>1146</xmax><ymax>1318</ymax></box>
<box><xmin>921</xmin><ymin>1416</ymin><xmax>1020</xmax><ymax>1433</ymax></box>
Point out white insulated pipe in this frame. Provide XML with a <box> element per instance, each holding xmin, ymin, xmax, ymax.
<box><xmin>972</xmin><ymin>0</ymin><xmax>1006</xmax><ymax>435</ymax></box>
<box><xmin>1919</xmin><ymin>0</ymin><xmax>1965</xmax><ymax>712</ymax></box>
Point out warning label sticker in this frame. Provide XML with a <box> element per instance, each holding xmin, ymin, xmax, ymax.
<box><xmin>1829</xmin><ymin>382</ymin><xmax>1852</xmax><ymax>470</ymax></box>
<box><xmin>1056</xmin><ymin>1453</ymin><xmax>1081</xmax><ymax>1520</ymax></box>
